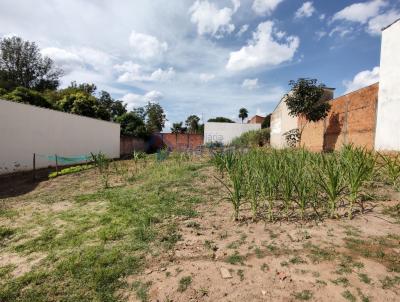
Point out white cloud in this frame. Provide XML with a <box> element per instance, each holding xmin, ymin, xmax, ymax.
<box><xmin>332</xmin><ymin>0</ymin><xmax>387</xmax><ymax>24</ymax></box>
<box><xmin>189</xmin><ymin>0</ymin><xmax>240</xmax><ymax>38</ymax></box>
<box><xmin>242</xmin><ymin>78</ymin><xmax>259</xmax><ymax>90</ymax></box>
<box><xmin>295</xmin><ymin>2</ymin><xmax>315</xmax><ymax>19</ymax></box>
<box><xmin>344</xmin><ymin>66</ymin><xmax>379</xmax><ymax>93</ymax></box>
<box><xmin>319</xmin><ymin>14</ymin><xmax>326</xmax><ymax>20</ymax></box>
<box><xmin>114</xmin><ymin>61</ymin><xmax>175</xmax><ymax>83</ymax></box>
<box><xmin>121</xmin><ymin>90</ymin><xmax>163</xmax><ymax>110</ymax></box>
<box><xmin>199</xmin><ymin>73</ymin><xmax>216</xmax><ymax>83</ymax></box>
<box><xmin>128</xmin><ymin>30</ymin><xmax>168</xmax><ymax>60</ymax></box>
<box><xmin>315</xmin><ymin>31</ymin><xmax>327</xmax><ymax>40</ymax></box>
<box><xmin>226</xmin><ymin>21</ymin><xmax>299</xmax><ymax>71</ymax></box>
<box><xmin>367</xmin><ymin>10</ymin><xmax>400</xmax><ymax>35</ymax></box>
<box><xmin>329</xmin><ymin>26</ymin><xmax>353</xmax><ymax>37</ymax></box>
<box><xmin>237</xmin><ymin>24</ymin><xmax>249</xmax><ymax>36</ymax></box>
<box><xmin>252</xmin><ymin>0</ymin><xmax>284</xmax><ymax>16</ymax></box>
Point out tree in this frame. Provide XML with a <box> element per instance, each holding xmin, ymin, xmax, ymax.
<box><xmin>207</xmin><ymin>117</ymin><xmax>234</xmax><ymax>123</ymax></box>
<box><xmin>261</xmin><ymin>114</ymin><xmax>271</xmax><ymax>129</ymax></box>
<box><xmin>171</xmin><ymin>122</ymin><xmax>187</xmax><ymax>134</ymax></box>
<box><xmin>58</xmin><ymin>92</ymin><xmax>98</xmax><ymax>118</ymax></box>
<box><xmin>284</xmin><ymin>78</ymin><xmax>331</xmax><ymax>145</ymax></box>
<box><xmin>185</xmin><ymin>115</ymin><xmax>200</xmax><ymax>133</ymax></box>
<box><xmin>0</xmin><ymin>36</ymin><xmax>63</xmax><ymax>91</ymax></box>
<box><xmin>145</xmin><ymin>102</ymin><xmax>166</xmax><ymax>133</ymax></box>
<box><xmin>238</xmin><ymin>108</ymin><xmax>248</xmax><ymax>123</ymax></box>
<box><xmin>3</xmin><ymin>86</ymin><xmax>52</xmax><ymax>108</ymax></box>
<box><xmin>116</xmin><ymin>112</ymin><xmax>148</xmax><ymax>137</ymax></box>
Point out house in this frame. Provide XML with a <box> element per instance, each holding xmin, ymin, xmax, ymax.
<box><xmin>247</xmin><ymin>115</ymin><xmax>265</xmax><ymax>124</ymax></box>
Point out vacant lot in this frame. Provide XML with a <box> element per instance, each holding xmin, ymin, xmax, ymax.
<box><xmin>0</xmin><ymin>152</ymin><xmax>399</xmax><ymax>302</ymax></box>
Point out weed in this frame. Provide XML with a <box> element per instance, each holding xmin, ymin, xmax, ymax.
<box><xmin>133</xmin><ymin>281</ymin><xmax>152</xmax><ymax>302</ymax></box>
<box><xmin>226</xmin><ymin>251</ymin><xmax>244</xmax><ymax>265</ymax></box>
<box><xmin>342</xmin><ymin>290</ymin><xmax>356</xmax><ymax>302</ymax></box>
<box><xmin>293</xmin><ymin>290</ymin><xmax>313</xmax><ymax>300</ymax></box>
<box><xmin>186</xmin><ymin>221</ymin><xmax>200</xmax><ymax>230</ymax></box>
<box><xmin>380</xmin><ymin>275</ymin><xmax>400</xmax><ymax>289</ymax></box>
<box><xmin>289</xmin><ymin>256</ymin><xmax>307</xmax><ymax>265</ymax></box>
<box><xmin>331</xmin><ymin>277</ymin><xmax>350</xmax><ymax>287</ymax></box>
<box><xmin>255</xmin><ymin>247</ymin><xmax>266</xmax><ymax>259</ymax></box>
<box><xmin>358</xmin><ymin>273</ymin><xmax>371</xmax><ymax>284</ymax></box>
<box><xmin>260</xmin><ymin>263</ymin><xmax>269</xmax><ymax>272</ymax></box>
<box><xmin>0</xmin><ymin>227</ymin><xmax>15</xmax><ymax>242</ymax></box>
<box><xmin>178</xmin><ymin>276</ymin><xmax>192</xmax><ymax>292</ymax></box>
<box><xmin>237</xmin><ymin>269</ymin><xmax>245</xmax><ymax>281</ymax></box>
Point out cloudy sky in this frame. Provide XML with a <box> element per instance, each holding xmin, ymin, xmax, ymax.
<box><xmin>1</xmin><ymin>0</ymin><xmax>398</xmax><ymax>127</ymax></box>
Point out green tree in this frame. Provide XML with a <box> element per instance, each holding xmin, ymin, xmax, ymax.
<box><xmin>145</xmin><ymin>102</ymin><xmax>166</xmax><ymax>133</ymax></box>
<box><xmin>116</xmin><ymin>112</ymin><xmax>148</xmax><ymax>137</ymax></box>
<box><xmin>208</xmin><ymin>117</ymin><xmax>234</xmax><ymax>123</ymax></box>
<box><xmin>3</xmin><ymin>86</ymin><xmax>52</xmax><ymax>108</ymax></box>
<box><xmin>171</xmin><ymin>122</ymin><xmax>187</xmax><ymax>134</ymax></box>
<box><xmin>261</xmin><ymin>114</ymin><xmax>271</xmax><ymax>129</ymax></box>
<box><xmin>238</xmin><ymin>108</ymin><xmax>248</xmax><ymax>123</ymax></box>
<box><xmin>58</xmin><ymin>92</ymin><xmax>98</xmax><ymax>118</ymax></box>
<box><xmin>0</xmin><ymin>36</ymin><xmax>63</xmax><ymax>91</ymax></box>
<box><xmin>284</xmin><ymin>78</ymin><xmax>331</xmax><ymax>144</ymax></box>
<box><xmin>185</xmin><ymin>115</ymin><xmax>200</xmax><ymax>133</ymax></box>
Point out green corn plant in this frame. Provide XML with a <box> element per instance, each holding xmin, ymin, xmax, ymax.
<box><xmin>341</xmin><ymin>145</ymin><xmax>376</xmax><ymax>218</ymax></box>
<box><xmin>259</xmin><ymin>152</ymin><xmax>280</xmax><ymax>222</ymax></box>
<box><xmin>90</xmin><ymin>152</ymin><xmax>111</xmax><ymax>188</ymax></box>
<box><xmin>214</xmin><ymin>151</ymin><xmax>245</xmax><ymax>221</ymax></box>
<box><xmin>379</xmin><ymin>153</ymin><xmax>400</xmax><ymax>191</ymax></box>
<box><xmin>315</xmin><ymin>155</ymin><xmax>345</xmax><ymax>218</ymax></box>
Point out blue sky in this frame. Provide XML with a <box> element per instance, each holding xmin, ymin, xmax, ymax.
<box><xmin>0</xmin><ymin>0</ymin><xmax>399</xmax><ymax>128</ymax></box>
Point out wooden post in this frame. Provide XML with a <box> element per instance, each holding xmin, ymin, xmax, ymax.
<box><xmin>55</xmin><ymin>154</ymin><xmax>59</xmax><ymax>176</ymax></box>
<box><xmin>33</xmin><ymin>153</ymin><xmax>36</xmax><ymax>181</ymax></box>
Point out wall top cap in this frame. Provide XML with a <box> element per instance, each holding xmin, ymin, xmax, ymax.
<box><xmin>382</xmin><ymin>18</ymin><xmax>400</xmax><ymax>31</ymax></box>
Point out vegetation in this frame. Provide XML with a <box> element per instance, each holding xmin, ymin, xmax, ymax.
<box><xmin>238</xmin><ymin>108</ymin><xmax>248</xmax><ymax>123</ymax></box>
<box><xmin>212</xmin><ymin>145</ymin><xmax>390</xmax><ymax>221</ymax></box>
<box><xmin>48</xmin><ymin>164</ymin><xmax>94</xmax><ymax>178</ymax></box>
<box><xmin>171</xmin><ymin>122</ymin><xmax>187</xmax><ymax>134</ymax></box>
<box><xmin>230</xmin><ymin>129</ymin><xmax>270</xmax><ymax>148</ymax></box>
<box><xmin>284</xmin><ymin>78</ymin><xmax>331</xmax><ymax>145</ymax></box>
<box><xmin>261</xmin><ymin>114</ymin><xmax>271</xmax><ymax>129</ymax></box>
<box><xmin>208</xmin><ymin>117</ymin><xmax>234</xmax><ymax>123</ymax></box>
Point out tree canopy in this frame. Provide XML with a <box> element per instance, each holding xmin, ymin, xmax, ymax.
<box><xmin>185</xmin><ymin>115</ymin><xmax>201</xmax><ymax>133</ymax></box>
<box><xmin>238</xmin><ymin>108</ymin><xmax>248</xmax><ymax>123</ymax></box>
<box><xmin>0</xmin><ymin>36</ymin><xmax>63</xmax><ymax>91</ymax></box>
<box><xmin>145</xmin><ymin>102</ymin><xmax>166</xmax><ymax>133</ymax></box>
<box><xmin>171</xmin><ymin>122</ymin><xmax>187</xmax><ymax>134</ymax></box>
<box><xmin>207</xmin><ymin>117</ymin><xmax>234</xmax><ymax>123</ymax></box>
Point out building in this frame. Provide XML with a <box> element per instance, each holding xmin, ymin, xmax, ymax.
<box><xmin>270</xmin><ymin>88</ymin><xmax>334</xmax><ymax>149</ymax></box>
<box><xmin>375</xmin><ymin>19</ymin><xmax>400</xmax><ymax>151</ymax></box>
<box><xmin>204</xmin><ymin>122</ymin><xmax>261</xmax><ymax>145</ymax></box>
<box><xmin>247</xmin><ymin>115</ymin><xmax>265</xmax><ymax>124</ymax></box>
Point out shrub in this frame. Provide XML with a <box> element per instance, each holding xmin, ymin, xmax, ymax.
<box><xmin>230</xmin><ymin>128</ymin><xmax>270</xmax><ymax>148</ymax></box>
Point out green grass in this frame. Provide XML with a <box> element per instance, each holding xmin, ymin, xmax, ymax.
<box><xmin>358</xmin><ymin>273</ymin><xmax>371</xmax><ymax>284</ymax></box>
<box><xmin>0</xmin><ymin>227</ymin><xmax>15</xmax><ymax>242</ymax></box>
<box><xmin>0</xmin><ymin>159</ymin><xmax>207</xmax><ymax>302</ymax></box>
<box><xmin>342</xmin><ymin>290</ymin><xmax>356</xmax><ymax>302</ymax></box>
<box><xmin>178</xmin><ymin>276</ymin><xmax>192</xmax><ymax>292</ymax></box>
<box><xmin>293</xmin><ymin>290</ymin><xmax>313</xmax><ymax>300</ymax></box>
<box><xmin>226</xmin><ymin>251</ymin><xmax>245</xmax><ymax>265</ymax></box>
<box><xmin>48</xmin><ymin>164</ymin><xmax>94</xmax><ymax>178</ymax></box>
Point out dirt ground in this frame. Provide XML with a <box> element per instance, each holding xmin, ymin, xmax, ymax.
<box><xmin>123</xmin><ymin>172</ymin><xmax>400</xmax><ymax>302</ymax></box>
<box><xmin>1</xmin><ymin>160</ymin><xmax>400</xmax><ymax>302</ymax></box>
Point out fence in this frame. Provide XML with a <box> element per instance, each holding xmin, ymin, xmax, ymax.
<box><xmin>154</xmin><ymin>133</ymin><xmax>204</xmax><ymax>151</ymax></box>
<box><xmin>120</xmin><ymin>136</ymin><xmax>147</xmax><ymax>156</ymax></box>
<box><xmin>299</xmin><ymin>83</ymin><xmax>379</xmax><ymax>152</ymax></box>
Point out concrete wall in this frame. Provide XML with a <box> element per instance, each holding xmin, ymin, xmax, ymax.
<box><xmin>204</xmin><ymin>122</ymin><xmax>261</xmax><ymax>145</ymax></box>
<box><xmin>375</xmin><ymin>20</ymin><xmax>400</xmax><ymax>151</ymax></box>
<box><xmin>300</xmin><ymin>83</ymin><xmax>379</xmax><ymax>152</ymax></box>
<box><xmin>120</xmin><ymin>136</ymin><xmax>147</xmax><ymax>155</ymax></box>
<box><xmin>270</xmin><ymin>96</ymin><xmax>298</xmax><ymax>149</ymax></box>
<box><xmin>0</xmin><ymin>100</ymin><xmax>120</xmax><ymax>174</ymax></box>
<box><xmin>271</xmin><ymin>89</ymin><xmax>334</xmax><ymax>149</ymax></box>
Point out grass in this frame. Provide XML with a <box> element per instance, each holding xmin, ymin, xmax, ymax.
<box><xmin>331</xmin><ymin>277</ymin><xmax>350</xmax><ymax>287</ymax></box>
<box><xmin>48</xmin><ymin>164</ymin><xmax>94</xmax><ymax>178</ymax></box>
<box><xmin>0</xmin><ymin>157</ymin><xmax>207</xmax><ymax>302</ymax></box>
<box><xmin>226</xmin><ymin>251</ymin><xmax>245</xmax><ymax>265</ymax></box>
<box><xmin>0</xmin><ymin>227</ymin><xmax>15</xmax><ymax>242</ymax></box>
<box><xmin>293</xmin><ymin>290</ymin><xmax>313</xmax><ymax>300</ymax></box>
<box><xmin>178</xmin><ymin>276</ymin><xmax>192</xmax><ymax>292</ymax></box>
<box><xmin>342</xmin><ymin>290</ymin><xmax>356</xmax><ymax>302</ymax></box>
<box><xmin>358</xmin><ymin>273</ymin><xmax>372</xmax><ymax>284</ymax></box>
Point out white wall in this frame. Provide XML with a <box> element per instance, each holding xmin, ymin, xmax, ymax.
<box><xmin>270</xmin><ymin>97</ymin><xmax>298</xmax><ymax>149</ymax></box>
<box><xmin>0</xmin><ymin>100</ymin><xmax>120</xmax><ymax>174</ymax></box>
<box><xmin>375</xmin><ymin>20</ymin><xmax>400</xmax><ymax>151</ymax></box>
<box><xmin>204</xmin><ymin>122</ymin><xmax>261</xmax><ymax>145</ymax></box>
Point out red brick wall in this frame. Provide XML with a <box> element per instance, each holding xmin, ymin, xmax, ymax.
<box><xmin>248</xmin><ymin>115</ymin><xmax>265</xmax><ymax>124</ymax></box>
<box><xmin>157</xmin><ymin>133</ymin><xmax>204</xmax><ymax>151</ymax></box>
<box><xmin>300</xmin><ymin>83</ymin><xmax>379</xmax><ymax>152</ymax></box>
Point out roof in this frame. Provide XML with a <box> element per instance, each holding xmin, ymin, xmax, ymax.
<box><xmin>382</xmin><ymin>18</ymin><xmax>400</xmax><ymax>31</ymax></box>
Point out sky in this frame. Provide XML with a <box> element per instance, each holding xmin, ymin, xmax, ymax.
<box><xmin>0</xmin><ymin>0</ymin><xmax>399</xmax><ymax>128</ymax></box>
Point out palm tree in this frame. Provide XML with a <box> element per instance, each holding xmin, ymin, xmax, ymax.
<box><xmin>238</xmin><ymin>108</ymin><xmax>249</xmax><ymax>123</ymax></box>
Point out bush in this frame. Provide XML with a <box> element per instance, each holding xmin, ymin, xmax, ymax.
<box><xmin>3</xmin><ymin>87</ymin><xmax>53</xmax><ymax>108</ymax></box>
<box><xmin>230</xmin><ymin>129</ymin><xmax>270</xmax><ymax>148</ymax></box>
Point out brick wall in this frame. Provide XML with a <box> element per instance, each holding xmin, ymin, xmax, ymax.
<box><xmin>120</xmin><ymin>136</ymin><xmax>147</xmax><ymax>156</ymax></box>
<box><xmin>300</xmin><ymin>83</ymin><xmax>379</xmax><ymax>152</ymax></box>
<box><xmin>248</xmin><ymin>115</ymin><xmax>265</xmax><ymax>124</ymax></box>
<box><xmin>154</xmin><ymin>133</ymin><xmax>204</xmax><ymax>151</ymax></box>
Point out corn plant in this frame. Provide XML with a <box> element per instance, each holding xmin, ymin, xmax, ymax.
<box><xmin>214</xmin><ymin>151</ymin><xmax>245</xmax><ymax>221</ymax></box>
<box><xmin>90</xmin><ymin>152</ymin><xmax>111</xmax><ymax>188</ymax></box>
<box><xmin>379</xmin><ymin>153</ymin><xmax>400</xmax><ymax>191</ymax></box>
<box><xmin>315</xmin><ymin>155</ymin><xmax>345</xmax><ymax>218</ymax></box>
<box><xmin>341</xmin><ymin>145</ymin><xmax>376</xmax><ymax>218</ymax></box>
